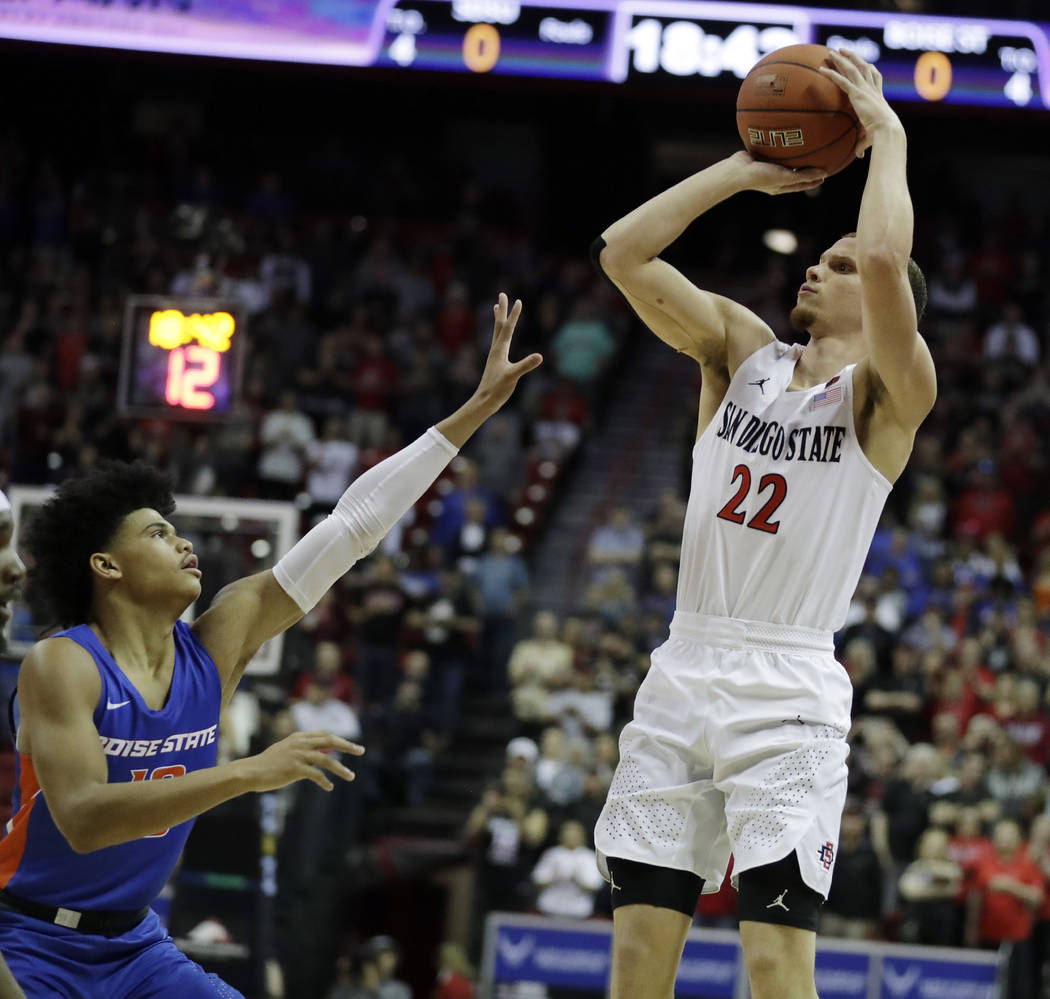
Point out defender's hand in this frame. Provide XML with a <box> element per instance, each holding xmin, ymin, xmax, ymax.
<box><xmin>242</xmin><ymin>730</ymin><xmax>364</xmax><ymax>792</ymax></box>
<box><xmin>729</xmin><ymin>150</ymin><xmax>827</xmax><ymax>195</ymax></box>
<box><xmin>473</xmin><ymin>293</ymin><xmax>543</xmax><ymax>414</ymax></box>
<box><xmin>818</xmin><ymin>49</ymin><xmax>902</xmax><ymax>159</ymax></box>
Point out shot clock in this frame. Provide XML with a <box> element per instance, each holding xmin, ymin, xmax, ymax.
<box><xmin>119</xmin><ymin>296</ymin><xmax>245</xmax><ymax>421</ymax></box>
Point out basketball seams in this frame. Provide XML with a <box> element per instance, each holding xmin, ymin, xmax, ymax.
<box><xmin>735</xmin><ymin>109</ymin><xmax>855</xmax><ymax>118</ymax></box>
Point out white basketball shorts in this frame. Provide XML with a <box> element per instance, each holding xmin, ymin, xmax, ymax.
<box><xmin>594</xmin><ymin>611</ymin><xmax>852</xmax><ymax>899</ymax></box>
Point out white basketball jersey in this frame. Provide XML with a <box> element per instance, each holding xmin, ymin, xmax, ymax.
<box><xmin>676</xmin><ymin>340</ymin><xmax>891</xmax><ymax>631</ymax></box>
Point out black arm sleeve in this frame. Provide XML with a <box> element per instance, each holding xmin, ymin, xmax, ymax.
<box><xmin>589</xmin><ymin>235</ymin><xmax>617</xmax><ymax>288</ymax></box>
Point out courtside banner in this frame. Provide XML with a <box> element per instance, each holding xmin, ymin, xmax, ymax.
<box><xmin>486</xmin><ymin>914</ymin><xmax>740</xmax><ymax>996</ymax></box>
<box><xmin>814</xmin><ymin>947</ymin><xmax>870</xmax><ymax>999</ymax></box>
<box><xmin>482</xmin><ymin>914</ymin><xmax>1002</xmax><ymax>998</ymax></box>
<box><xmin>879</xmin><ymin>953</ymin><xmax>998</xmax><ymax>999</ymax></box>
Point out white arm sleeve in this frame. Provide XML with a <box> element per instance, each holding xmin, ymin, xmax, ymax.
<box><xmin>273</xmin><ymin>426</ymin><xmax>458</xmax><ymax>612</ymax></box>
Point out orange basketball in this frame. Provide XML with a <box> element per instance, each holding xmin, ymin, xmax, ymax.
<box><xmin>736</xmin><ymin>44</ymin><xmax>860</xmax><ymax>177</ymax></box>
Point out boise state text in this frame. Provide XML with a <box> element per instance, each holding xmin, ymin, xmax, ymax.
<box><xmin>99</xmin><ymin>724</ymin><xmax>218</xmax><ymax>759</ymax></box>
<box><xmin>716</xmin><ymin>401</ymin><xmax>846</xmax><ymax>463</ymax></box>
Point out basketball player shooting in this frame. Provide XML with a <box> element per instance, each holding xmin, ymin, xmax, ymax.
<box><xmin>0</xmin><ymin>296</ymin><xmax>539</xmax><ymax>998</ymax></box>
<box><xmin>591</xmin><ymin>50</ymin><xmax>935</xmax><ymax>999</ymax></box>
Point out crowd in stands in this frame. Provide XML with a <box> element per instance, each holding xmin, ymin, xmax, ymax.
<box><xmin>3</xmin><ymin>66</ymin><xmax>1050</xmax><ymax>999</ymax></box>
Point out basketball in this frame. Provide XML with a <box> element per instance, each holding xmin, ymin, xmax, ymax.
<box><xmin>736</xmin><ymin>44</ymin><xmax>860</xmax><ymax>177</ymax></box>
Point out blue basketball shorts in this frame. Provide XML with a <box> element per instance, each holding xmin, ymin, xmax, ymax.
<box><xmin>0</xmin><ymin>908</ymin><xmax>245</xmax><ymax>999</ymax></box>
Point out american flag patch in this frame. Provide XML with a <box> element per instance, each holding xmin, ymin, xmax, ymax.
<box><xmin>811</xmin><ymin>385</ymin><xmax>843</xmax><ymax>409</ymax></box>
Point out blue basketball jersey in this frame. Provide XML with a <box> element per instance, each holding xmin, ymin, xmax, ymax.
<box><xmin>0</xmin><ymin>620</ymin><xmax>222</xmax><ymax>910</ymax></box>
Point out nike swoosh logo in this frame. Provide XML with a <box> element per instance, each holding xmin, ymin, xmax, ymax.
<box><xmin>106</xmin><ymin>700</ymin><xmax>131</xmax><ymax>710</ymax></box>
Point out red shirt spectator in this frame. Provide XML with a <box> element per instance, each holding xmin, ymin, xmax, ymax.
<box><xmin>971</xmin><ymin>820</ymin><xmax>1044</xmax><ymax>943</ymax></box>
<box><xmin>953</xmin><ymin>462</ymin><xmax>1015</xmax><ymax>542</ymax></box>
<box><xmin>351</xmin><ymin>335</ymin><xmax>398</xmax><ymax>412</ymax></box>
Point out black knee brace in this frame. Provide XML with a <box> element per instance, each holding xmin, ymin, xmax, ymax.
<box><xmin>604</xmin><ymin>856</ymin><xmax>704</xmax><ymax>918</ymax></box>
<box><xmin>736</xmin><ymin>852</ymin><xmax>824</xmax><ymax>933</ymax></box>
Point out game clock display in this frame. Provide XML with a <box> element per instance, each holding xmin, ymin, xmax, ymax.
<box><xmin>1</xmin><ymin>1</ymin><xmax>1048</xmax><ymax>112</ymax></box>
<box><xmin>119</xmin><ymin>296</ymin><xmax>245</xmax><ymax>421</ymax></box>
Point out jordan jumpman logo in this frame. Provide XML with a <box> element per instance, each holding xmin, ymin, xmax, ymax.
<box><xmin>749</xmin><ymin>377</ymin><xmax>770</xmax><ymax>394</ymax></box>
<box><xmin>766</xmin><ymin>889</ymin><xmax>790</xmax><ymax>911</ymax></box>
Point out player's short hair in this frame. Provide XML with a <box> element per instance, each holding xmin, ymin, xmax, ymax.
<box><xmin>24</xmin><ymin>461</ymin><xmax>176</xmax><ymax>627</ymax></box>
<box><xmin>841</xmin><ymin>233</ymin><xmax>927</xmax><ymax>322</ymax></box>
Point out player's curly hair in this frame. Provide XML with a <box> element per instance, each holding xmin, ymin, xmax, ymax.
<box><xmin>24</xmin><ymin>461</ymin><xmax>176</xmax><ymax>627</ymax></box>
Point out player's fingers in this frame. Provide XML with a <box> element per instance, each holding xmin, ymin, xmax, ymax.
<box><xmin>509</xmin><ymin>353</ymin><xmax>543</xmax><ymax>379</ymax></box>
<box><xmin>790</xmin><ymin>167</ymin><xmax>828</xmax><ymax>182</ymax></box>
<box><xmin>317</xmin><ymin>754</ymin><xmax>357</xmax><ymax>781</ymax></box>
<box><xmin>830</xmin><ymin>48</ymin><xmax>869</xmax><ymax>82</ymax></box>
<box><xmin>303</xmin><ymin>730</ymin><xmax>360</xmax><ymax>752</ymax></box>
<box><xmin>501</xmin><ymin>297</ymin><xmax>523</xmax><ymax>338</ymax></box>
<box><xmin>304</xmin><ymin>766</ymin><xmax>334</xmax><ymax>791</ymax></box>
<box><xmin>817</xmin><ymin>65</ymin><xmax>857</xmax><ymax>95</ymax></box>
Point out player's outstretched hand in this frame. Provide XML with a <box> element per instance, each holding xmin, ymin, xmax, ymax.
<box><xmin>818</xmin><ymin>48</ymin><xmax>902</xmax><ymax>159</ymax></box>
<box><xmin>730</xmin><ymin>150</ymin><xmax>827</xmax><ymax>195</ymax></box>
<box><xmin>242</xmin><ymin>730</ymin><xmax>365</xmax><ymax>792</ymax></box>
<box><xmin>473</xmin><ymin>293</ymin><xmax>543</xmax><ymax>414</ymax></box>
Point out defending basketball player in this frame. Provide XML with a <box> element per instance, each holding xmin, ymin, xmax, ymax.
<box><xmin>0</xmin><ymin>494</ymin><xmax>28</xmax><ymax>999</ymax></box>
<box><xmin>591</xmin><ymin>50</ymin><xmax>934</xmax><ymax>999</ymax></box>
<box><xmin>0</xmin><ymin>296</ymin><xmax>539</xmax><ymax>998</ymax></box>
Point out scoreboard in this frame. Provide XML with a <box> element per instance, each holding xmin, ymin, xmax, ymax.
<box><xmin>1</xmin><ymin>0</ymin><xmax>1048</xmax><ymax>111</ymax></box>
<box><xmin>119</xmin><ymin>296</ymin><xmax>245</xmax><ymax>421</ymax></box>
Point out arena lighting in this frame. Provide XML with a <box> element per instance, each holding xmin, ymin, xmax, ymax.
<box><xmin>763</xmin><ymin>229</ymin><xmax>799</xmax><ymax>254</ymax></box>
<box><xmin>1</xmin><ymin>1</ymin><xmax>1046</xmax><ymax>111</ymax></box>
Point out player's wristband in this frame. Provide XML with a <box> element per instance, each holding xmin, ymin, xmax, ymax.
<box><xmin>273</xmin><ymin>426</ymin><xmax>458</xmax><ymax>612</ymax></box>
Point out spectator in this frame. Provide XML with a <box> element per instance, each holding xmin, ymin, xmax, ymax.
<box><xmin>505</xmin><ymin>736</ymin><xmax>539</xmax><ymax>775</ymax></box>
<box><xmin>822</xmin><ymin>801</ymin><xmax>883</xmax><ymax>940</ymax></box>
<box><xmin>533</xmin><ymin>377</ymin><xmax>589</xmax><ymax>456</ymax></box>
<box><xmin>464</xmin><ymin>769</ymin><xmax>548</xmax><ymax>956</ymax></box>
<box><xmin>407</xmin><ymin>567</ymin><xmax>480</xmax><ymax>734</ymax></box>
<box><xmin>351</xmin><ymin>555</ymin><xmax>410</xmax><ymax>705</ymax></box>
<box><xmin>256</xmin><ymin>390</ymin><xmax>315</xmax><ymax>500</ymax></box>
<box><xmin>546</xmin><ymin>666</ymin><xmax>614</xmax><ymax>743</ymax></box>
<box><xmin>550</xmin><ymin>296</ymin><xmax>615</xmax><ymax>387</ymax></box>
<box><xmin>1021</xmin><ymin>815</ymin><xmax>1050</xmax><ymax>999</ymax></box>
<box><xmin>947</xmin><ymin>805</ymin><xmax>994</xmax><ymax>897</ymax></box>
<box><xmin>953</xmin><ymin>459</ymin><xmax>1016</xmax><ymax>543</ymax></box>
<box><xmin>871</xmin><ymin>744</ymin><xmax>941</xmax><ymax>881</ymax></box>
<box><xmin>366</xmin><ymin>936</ymin><xmax>411</xmax><ymax>999</ymax></box>
<box><xmin>985</xmin><ymin>732</ymin><xmax>1046</xmax><ymax>823</ymax></box>
<box><xmin>431</xmin><ymin>942</ymin><xmax>476</xmax><ymax>999</ymax></box>
<box><xmin>508</xmin><ymin>611</ymin><xmax>574</xmax><ymax>724</ymax></box>
<box><xmin>967</xmin><ymin>818</ymin><xmax>1044</xmax><ymax>999</ymax></box>
<box><xmin>431</xmin><ymin>458</ymin><xmax>499</xmax><ymax>551</ymax></box>
<box><xmin>534</xmin><ymin>726</ymin><xmax>584</xmax><ymax>809</ymax></box>
<box><xmin>474</xmin><ymin>528</ymin><xmax>531</xmax><ymax>691</ymax></box>
<box><xmin>861</xmin><ymin>642</ymin><xmax>926</xmax><ymax>742</ymax></box>
<box><xmin>898</xmin><ymin>827</ymin><xmax>964</xmax><ymax>945</ymax></box>
<box><xmin>983</xmin><ymin>301</ymin><xmax>1041</xmax><ymax>369</ymax></box>
<box><xmin>448</xmin><ymin>496</ymin><xmax>490</xmax><ymax>574</ymax></box>
<box><xmin>1002</xmin><ymin>677</ymin><xmax>1050</xmax><ymax>766</ymax></box>
<box><xmin>292</xmin><ymin>639</ymin><xmax>356</xmax><ymax>705</ymax></box>
<box><xmin>585</xmin><ymin>507</ymin><xmax>645</xmax><ymax>584</ymax></box>
<box><xmin>327</xmin><ymin>949</ymin><xmax>380</xmax><ymax>999</ymax></box>
<box><xmin>531</xmin><ymin>819</ymin><xmax>604</xmax><ymax>918</ymax></box>
<box><xmin>347</xmin><ymin>333</ymin><xmax>398</xmax><ymax>448</ymax></box>
<box><xmin>305</xmin><ymin>416</ymin><xmax>360</xmax><ymax>518</ymax></box>
<box><xmin>365</xmin><ymin>678</ymin><xmax>440</xmax><ymax>805</ymax></box>
<box><xmin>290</xmin><ymin>675</ymin><xmax>361</xmax><ymax>742</ymax></box>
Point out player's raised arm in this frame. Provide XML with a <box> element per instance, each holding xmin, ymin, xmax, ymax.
<box><xmin>16</xmin><ymin>638</ymin><xmax>363</xmax><ymax>852</ymax></box>
<box><xmin>820</xmin><ymin>49</ymin><xmax>936</xmax><ymax>429</ymax></box>
<box><xmin>193</xmin><ymin>294</ymin><xmax>541</xmax><ymax>699</ymax></box>
<box><xmin>594</xmin><ymin>153</ymin><xmax>825</xmax><ymax>370</ymax></box>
